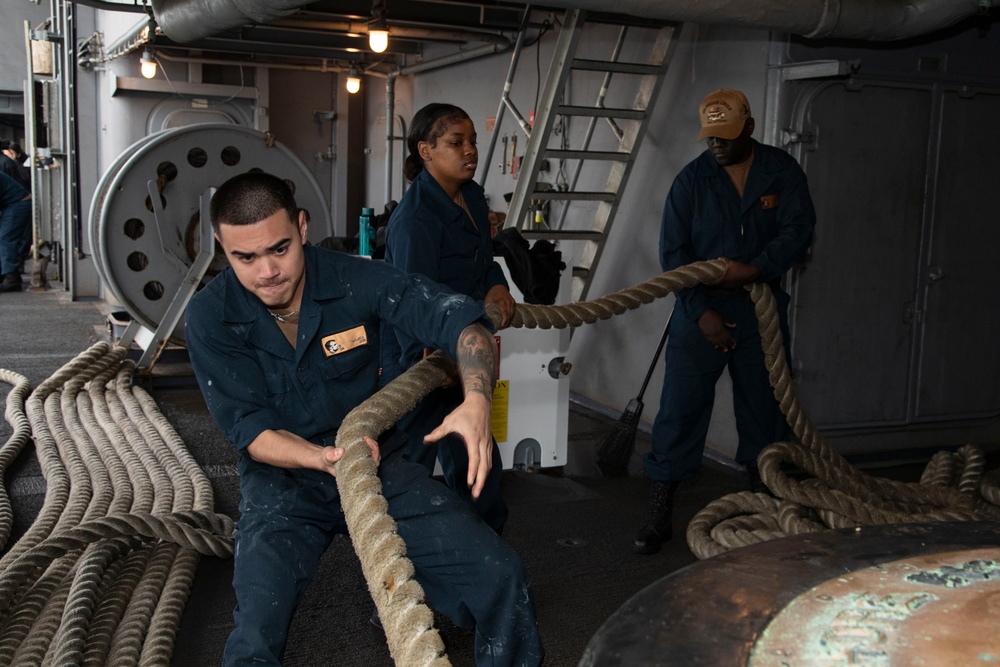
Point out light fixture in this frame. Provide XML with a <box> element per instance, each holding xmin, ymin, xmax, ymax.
<box><xmin>140</xmin><ymin>48</ymin><xmax>157</xmax><ymax>79</ymax></box>
<box><xmin>368</xmin><ymin>0</ymin><xmax>389</xmax><ymax>53</ymax></box>
<box><xmin>368</xmin><ymin>21</ymin><xmax>388</xmax><ymax>53</ymax></box>
<box><xmin>345</xmin><ymin>65</ymin><xmax>361</xmax><ymax>94</ymax></box>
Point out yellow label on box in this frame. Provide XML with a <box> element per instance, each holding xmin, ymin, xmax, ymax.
<box><xmin>491</xmin><ymin>380</ymin><xmax>509</xmax><ymax>443</ymax></box>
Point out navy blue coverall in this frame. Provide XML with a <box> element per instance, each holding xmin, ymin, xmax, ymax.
<box><xmin>383</xmin><ymin>168</ymin><xmax>509</xmax><ymax>533</ymax></box>
<box><xmin>185</xmin><ymin>245</ymin><xmax>542</xmax><ymax>666</ymax></box>
<box><xmin>645</xmin><ymin>139</ymin><xmax>816</xmax><ymax>482</ymax></box>
<box><xmin>0</xmin><ymin>171</ymin><xmax>30</xmax><ymax>278</ymax></box>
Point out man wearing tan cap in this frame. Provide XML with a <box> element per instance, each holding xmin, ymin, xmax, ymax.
<box><xmin>633</xmin><ymin>89</ymin><xmax>816</xmax><ymax>555</ymax></box>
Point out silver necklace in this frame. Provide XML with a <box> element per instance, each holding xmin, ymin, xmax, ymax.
<box><xmin>268</xmin><ymin>309</ymin><xmax>299</xmax><ymax>323</ymax></box>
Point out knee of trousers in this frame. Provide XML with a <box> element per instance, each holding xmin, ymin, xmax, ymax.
<box><xmin>484</xmin><ymin>547</ymin><xmax>532</xmax><ymax>600</ymax></box>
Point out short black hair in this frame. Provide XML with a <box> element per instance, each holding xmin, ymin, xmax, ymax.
<box><xmin>210</xmin><ymin>171</ymin><xmax>299</xmax><ymax>233</ymax></box>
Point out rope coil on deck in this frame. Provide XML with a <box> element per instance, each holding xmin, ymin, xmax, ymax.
<box><xmin>0</xmin><ymin>342</ymin><xmax>233</xmax><ymax>666</ymax></box>
<box><xmin>685</xmin><ymin>282</ymin><xmax>1000</xmax><ymax>560</ymax></box>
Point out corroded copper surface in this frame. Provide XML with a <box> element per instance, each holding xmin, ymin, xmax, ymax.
<box><xmin>580</xmin><ymin>523</ymin><xmax>1000</xmax><ymax>667</ymax></box>
<box><xmin>750</xmin><ymin>549</ymin><xmax>1000</xmax><ymax>666</ymax></box>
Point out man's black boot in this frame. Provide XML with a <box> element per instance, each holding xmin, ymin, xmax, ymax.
<box><xmin>0</xmin><ymin>272</ymin><xmax>22</xmax><ymax>293</ymax></box>
<box><xmin>632</xmin><ymin>481</ymin><xmax>678</xmax><ymax>555</ymax></box>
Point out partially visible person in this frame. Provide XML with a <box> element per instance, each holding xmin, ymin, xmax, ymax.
<box><xmin>185</xmin><ymin>171</ymin><xmax>543</xmax><ymax>666</ymax></box>
<box><xmin>0</xmin><ymin>142</ymin><xmax>30</xmax><ymax>191</ymax></box>
<box><xmin>1</xmin><ymin>142</ymin><xmax>32</xmax><ymax>276</ymax></box>
<box><xmin>633</xmin><ymin>89</ymin><xmax>816</xmax><ymax>555</ymax></box>
<box><xmin>0</xmin><ymin>170</ymin><xmax>30</xmax><ymax>292</ymax></box>
<box><xmin>383</xmin><ymin>102</ymin><xmax>514</xmax><ymax>534</ymax></box>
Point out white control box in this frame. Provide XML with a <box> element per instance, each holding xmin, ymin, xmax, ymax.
<box><xmin>491</xmin><ymin>258</ymin><xmax>572</xmax><ymax>470</ymax></box>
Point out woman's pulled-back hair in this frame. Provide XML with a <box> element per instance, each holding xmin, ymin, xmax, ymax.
<box><xmin>210</xmin><ymin>171</ymin><xmax>299</xmax><ymax>233</ymax></box>
<box><xmin>403</xmin><ymin>103</ymin><xmax>471</xmax><ymax>182</ymax></box>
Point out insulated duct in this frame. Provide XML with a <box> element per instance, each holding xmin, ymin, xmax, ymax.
<box><xmin>549</xmin><ymin>0</ymin><xmax>998</xmax><ymax>40</ymax></box>
<box><xmin>152</xmin><ymin>0</ymin><xmax>997</xmax><ymax>44</ymax></box>
<box><xmin>151</xmin><ymin>0</ymin><xmax>308</xmax><ymax>43</ymax></box>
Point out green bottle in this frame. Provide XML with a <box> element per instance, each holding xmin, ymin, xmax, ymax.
<box><xmin>359</xmin><ymin>207</ymin><xmax>375</xmax><ymax>257</ymax></box>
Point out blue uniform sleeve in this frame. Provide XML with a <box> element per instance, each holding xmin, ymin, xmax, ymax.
<box><xmin>471</xmin><ymin>197</ymin><xmax>508</xmax><ymax>294</ymax></box>
<box><xmin>660</xmin><ymin>169</ymin><xmax>709</xmax><ymax>323</ymax></box>
<box><xmin>749</xmin><ymin>166</ymin><xmax>816</xmax><ymax>282</ymax></box>
<box><xmin>484</xmin><ymin>258</ymin><xmax>508</xmax><ymax>293</ymax></box>
<box><xmin>0</xmin><ymin>171</ymin><xmax>28</xmax><ymax>207</ymax></box>
<box><xmin>358</xmin><ymin>259</ymin><xmax>492</xmax><ymax>362</ymax></box>
<box><xmin>386</xmin><ymin>205</ymin><xmax>445</xmax><ymax>284</ymax></box>
<box><xmin>385</xmin><ymin>205</ymin><xmax>450</xmax><ymax>367</ymax></box>
<box><xmin>185</xmin><ymin>288</ymin><xmax>287</xmax><ymax>453</ymax></box>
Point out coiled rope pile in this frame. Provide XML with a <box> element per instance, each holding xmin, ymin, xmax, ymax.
<box><xmin>0</xmin><ymin>342</ymin><xmax>233</xmax><ymax>666</ymax></box>
<box><xmin>684</xmin><ymin>282</ymin><xmax>1000</xmax><ymax>560</ymax></box>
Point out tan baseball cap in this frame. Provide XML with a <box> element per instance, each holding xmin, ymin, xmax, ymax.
<box><xmin>697</xmin><ymin>89</ymin><xmax>751</xmax><ymax>141</ymax></box>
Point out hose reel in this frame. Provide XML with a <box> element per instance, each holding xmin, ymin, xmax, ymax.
<box><xmin>89</xmin><ymin>124</ymin><xmax>330</xmax><ymax>352</ymax></box>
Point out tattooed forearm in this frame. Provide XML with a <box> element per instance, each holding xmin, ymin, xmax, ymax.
<box><xmin>457</xmin><ymin>324</ymin><xmax>497</xmax><ymax>399</ymax></box>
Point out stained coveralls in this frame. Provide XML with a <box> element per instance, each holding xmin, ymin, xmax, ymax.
<box><xmin>645</xmin><ymin>139</ymin><xmax>816</xmax><ymax>482</ymax></box>
<box><xmin>186</xmin><ymin>245</ymin><xmax>542</xmax><ymax>666</ymax></box>
<box><xmin>383</xmin><ymin>168</ymin><xmax>509</xmax><ymax>533</ymax></box>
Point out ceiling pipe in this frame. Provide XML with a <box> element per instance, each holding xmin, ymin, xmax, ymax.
<box><xmin>102</xmin><ymin>16</ymin><xmax>156</xmax><ymax>58</ymax></box>
<box><xmin>154</xmin><ymin>49</ymin><xmax>345</xmax><ymax>72</ymax></box>
<box><xmin>536</xmin><ymin>0</ymin><xmax>998</xmax><ymax>40</ymax></box>
<box><xmin>69</xmin><ymin>0</ymin><xmax>150</xmax><ymax>13</ymax></box>
<box><xmin>152</xmin><ymin>0</ymin><xmax>997</xmax><ymax>44</ymax></box>
<box><xmin>151</xmin><ymin>0</ymin><xmax>310</xmax><ymax>43</ymax></box>
<box><xmin>271</xmin><ymin>17</ymin><xmax>513</xmax><ymax>45</ymax></box>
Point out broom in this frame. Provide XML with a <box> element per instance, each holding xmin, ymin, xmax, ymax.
<box><xmin>596</xmin><ymin>306</ymin><xmax>674</xmax><ymax>473</ymax></box>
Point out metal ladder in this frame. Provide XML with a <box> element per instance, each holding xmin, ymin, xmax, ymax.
<box><xmin>490</xmin><ymin>9</ymin><xmax>680</xmax><ymax>302</ymax></box>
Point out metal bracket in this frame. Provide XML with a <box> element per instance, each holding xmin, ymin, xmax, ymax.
<box><xmin>118</xmin><ymin>187</ymin><xmax>216</xmax><ymax>371</ymax></box>
<box><xmin>782</xmin><ymin>129</ymin><xmax>816</xmax><ymax>144</ymax></box>
<box><xmin>778</xmin><ymin>59</ymin><xmax>860</xmax><ymax>81</ymax></box>
<box><xmin>31</xmin><ymin>29</ymin><xmax>63</xmax><ymax>43</ymax></box>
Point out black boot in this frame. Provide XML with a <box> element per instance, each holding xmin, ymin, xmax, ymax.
<box><xmin>0</xmin><ymin>272</ymin><xmax>22</xmax><ymax>293</ymax></box>
<box><xmin>632</xmin><ymin>481</ymin><xmax>678</xmax><ymax>555</ymax></box>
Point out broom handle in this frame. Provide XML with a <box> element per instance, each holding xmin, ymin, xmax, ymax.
<box><xmin>635</xmin><ymin>305</ymin><xmax>674</xmax><ymax>402</ymax></box>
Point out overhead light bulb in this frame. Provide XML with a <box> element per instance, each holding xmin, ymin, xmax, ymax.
<box><xmin>140</xmin><ymin>49</ymin><xmax>157</xmax><ymax>79</ymax></box>
<box><xmin>369</xmin><ymin>1</ymin><xmax>389</xmax><ymax>53</ymax></box>
<box><xmin>345</xmin><ymin>66</ymin><xmax>361</xmax><ymax>94</ymax></box>
<box><xmin>368</xmin><ymin>25</ymin><xmax>389</xmax><ymax>53</ymax></box>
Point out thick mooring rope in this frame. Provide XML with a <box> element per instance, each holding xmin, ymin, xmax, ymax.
<box><xmin>0</xmin><ymin>342</ymin><xmax>233</xmax><ymax>666</ymax></box>
<box><xmin>333</xmin><ymin>259</ymin><xmax>728</xmax><ymax>666</ymax></box>
<box><xmin>0</xmin><ymin>368</ymin><xmax>31</xmax><ymax>553</ymax></box>
<box><xmin>685</xmin><ymin>283</ymin><xmax>1000</xmax><ymax>560</ymax></box>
